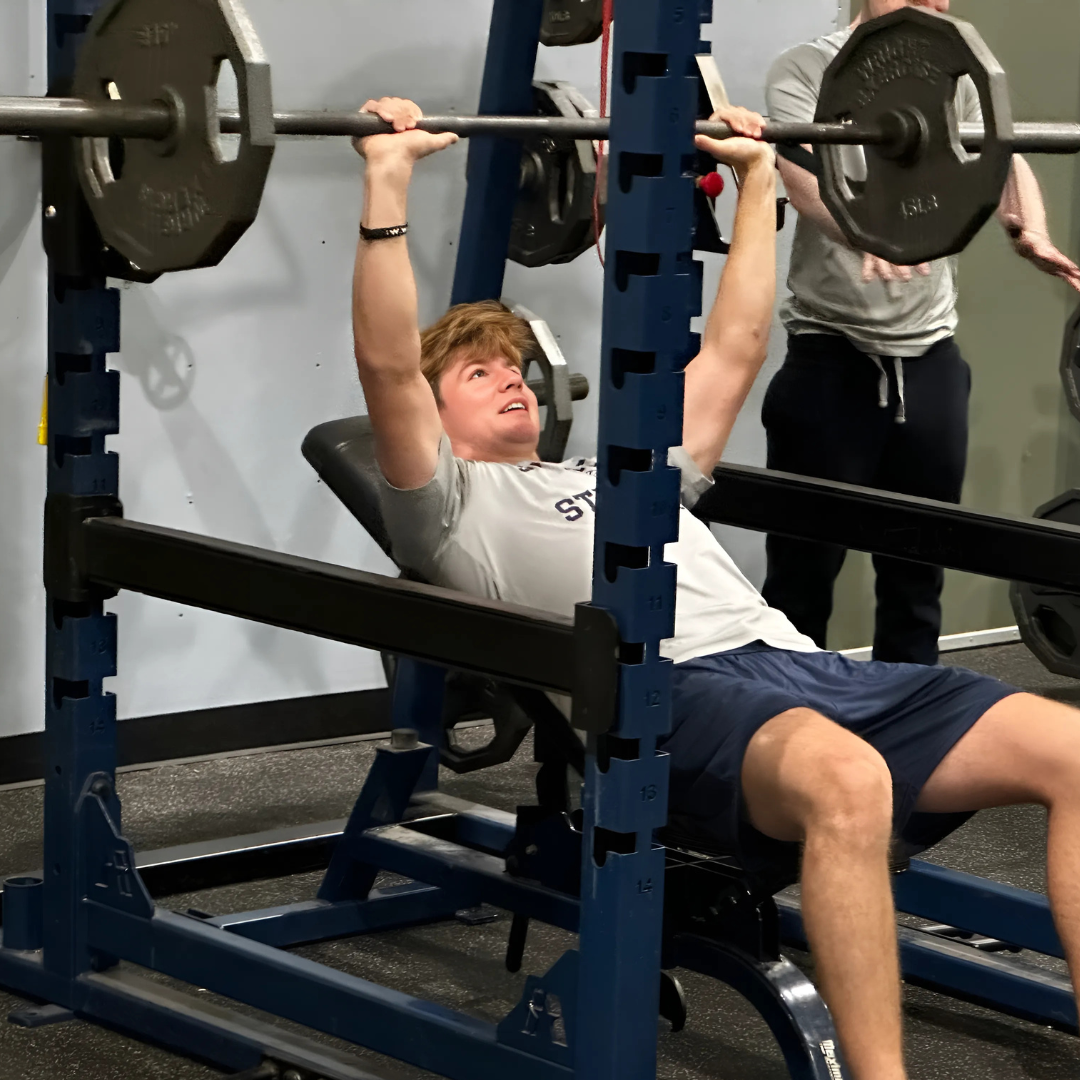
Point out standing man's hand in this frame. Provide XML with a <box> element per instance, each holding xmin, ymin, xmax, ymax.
<box><xmin>353</xmin><ymin>97</ymin><xmax>459</xmax><ymax>164</ymax></box>
<box><xmin>861</xmin><ymin>254</ymin><xmax>932</xmax><ymax>284</ymax></box>
<box><xmin>1008</xmin><ymin>228</ymin><xmax>1080</xmax><ymax>293</ymax></box>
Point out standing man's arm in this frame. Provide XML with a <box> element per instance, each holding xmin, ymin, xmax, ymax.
<box><xmin>775</xmin><ymin>154</ymin><xmax>847</xmax><ymax>246</ymax></box>
<box><xmin>352</xmin><ymin>98</ymin><xmax>458</xmax><ymax>490</ymax></box>
<box><xmin>767</xmin><ymin>46</ymin><xmax>929</xmax><ymax>284</ymax></box>
<box><xmin>681</xmin><ymin>108</ymin><xmax>778</xmax><ymax>477</ymax></box>
<box><xmin>998</xmin><ymin>156</ymin><xmax>1080</xmax><ymax>292</ymax></box>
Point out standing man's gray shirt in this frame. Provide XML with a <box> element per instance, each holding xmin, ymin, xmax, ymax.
<box><xmin>766</xmin><ymin>28</ymin><xmax>983</xmax><ymax>358</ymax></box>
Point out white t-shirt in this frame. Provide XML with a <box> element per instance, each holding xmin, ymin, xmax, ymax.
<box><xmin>378</xmin><ymin>438</ymin><xmax>818</xmax><ymax>666</ymax></box>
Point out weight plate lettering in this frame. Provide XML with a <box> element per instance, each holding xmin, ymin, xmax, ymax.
<box><xmin>540</xmin><ymin>0</ymin><xmax>604</xmax><ymax>47</ymax></box>
<box><xmin>73</xmin><ymin>0</ymin><xmax>275</xmax><ymax>276</ymax></box>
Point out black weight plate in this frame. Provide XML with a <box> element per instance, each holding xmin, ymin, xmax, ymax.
<box><xmin>541</xmin><ymin>0</ymin><xmax>604</xmax><ymax>47</ymax></box>
<box><xmin>510</xmin><ymin>82</ymin><xmax>602</xmax><ymax>268</ymax></box>
<box><xmin>1011</xmin><ymin>490</ymin><xmax>1080</xmax><ymax>679</ymax></box>
<box><xmin>816</xmin><ymin>8</ymin><xmax>1013</xmax><ymax>265</ymax></box>
<box><xmin>441</xmin><ymin>673</ymin><xmax>532</xmax><ymax>774</ymax></box>
<box><xmin>73</xmin><ymin>0</ymin><xmax>276</xmax><ymax>276</ymax></box>
<box><xmin>1060</xmin><ymin>302</ymin><xmax>1080</xmax><ymax>425</ymax></box>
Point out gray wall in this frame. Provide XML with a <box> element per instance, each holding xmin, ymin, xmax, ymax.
<box><xmin>0</xmin><ymin>3</ymin><xmax>47</xmax><ymax>740</ymax></box>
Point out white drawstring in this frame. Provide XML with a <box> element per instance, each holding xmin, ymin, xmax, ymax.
<box><xmin>870</xmin><ymin>354</ymin><xmax>889</xmax><ymax>409</ymax></box>
<box><xmin>868</xmin><ymin>354</ymin><xmax>907</xmax><ymax>425</ymax></box>
<box><xmin>893</xmin><ymin>356</ymin><xmax>907</xmax><ymax>425</ymax></box>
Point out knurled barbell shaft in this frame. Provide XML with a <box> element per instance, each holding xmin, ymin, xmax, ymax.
<box><xmin>221</xmin><ymin>113</ymin><xmax>1080</xmax><ymax>155</ymax></box>
<box><xmin>963</xmin><ymin>122</ymin><xmax>1080</xmax><ymax>154</ymax></box>
<box><xmin>229</xmin><ymin>111</ymin><xmax>893</xmax><ymax>145</ymax></box>
<box><xmin>528</xmin><ymin>372</ymin><xmax>590</xmax><ymax>406</ymax></box>
<box><xmin>3</xmin><ymin>96</ymin><xmax>1080</xmax><ymax>155</ymax></box>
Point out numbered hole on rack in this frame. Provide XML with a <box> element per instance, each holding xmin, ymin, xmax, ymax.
<box><xmin>213</xmin><ymin>58</ymin><xmax>241</xmax><ymax>163</ymax></box>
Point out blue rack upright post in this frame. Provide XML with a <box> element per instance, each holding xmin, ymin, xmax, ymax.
<box><xmin>450</xmin><ymin>0</ymin><xmax>545</xmax><ymax>305</ymax></box>
<box><xmin>575</xmin><ymin>1</ymin><xmax>708</xmax><ymax>1076</ymax></box>
<box><xmin>39</xmin><ymin>0</ymin><xmax>122</xmax><ymax>1004</ymax></box>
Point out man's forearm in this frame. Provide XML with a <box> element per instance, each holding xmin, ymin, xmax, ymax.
<box><xmin>998</xmin><ymin>155</ymin><xmax>1050</xmax><ymax>239</ymax></box>
<box><xmin>353</xmin><ymin>158</ymin><xmax>422</xmax><ymax>377</ymax></box>
<box><xmin>680</xmin><ymin>155</ymin><xmax>777</xmax><ymax>474</ymax></box>
<box><xmin>994</xmin><ymin>155</ymin><xmax>1080</xmax><ymax>290</ymax></box>
<box><xmin>778</xmin><ymin>156</ymin><xmax>850</xmax><ymax>245</ymax></box>
<box><xmin>701</xmin><ymin>159</ymin><xmax>777</xmax><ymax>361</ymax></box>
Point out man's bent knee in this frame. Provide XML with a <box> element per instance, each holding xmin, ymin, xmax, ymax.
<box><xmin>743</xmin><ymin>708</ymin><xmax>893</xmax><ymax>845</ymax></box>
<box><xmin>805</xmin><ymin>750</ymin><xmax>893</xmax><ymax>847</ymax></box>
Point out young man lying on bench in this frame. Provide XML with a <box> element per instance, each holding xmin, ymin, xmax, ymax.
<box><xmin>348</xmin><ymin>97</ymin><xmax>1080</xmax><ymax>1080</ymax></box>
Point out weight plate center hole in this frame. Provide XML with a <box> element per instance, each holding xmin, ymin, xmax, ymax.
<box><xmin>214</xmin><ymin>58</ymin><xmax>241</xmax><ymax>163</ymax></box>
<box><xmin>94</xmin><ymin>80</ymin><xmax>125</xmax><ymax>185</ymax></box>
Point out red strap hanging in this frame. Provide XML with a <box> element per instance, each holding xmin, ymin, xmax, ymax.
<box><xmin>593</xmin><ymin>0</ymin><xmax>614</xmax><ymax>267</ymax></box>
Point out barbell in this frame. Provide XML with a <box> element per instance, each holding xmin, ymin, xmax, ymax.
<box><xmin>6</xmin><ymin>0</ymin><xmax>1080</xmax><ymax>275</ymax></box>
<box><xmin>8</xmin><ymin>98</ymin><xmax>1080</xmax><ymax>155</ymax></box>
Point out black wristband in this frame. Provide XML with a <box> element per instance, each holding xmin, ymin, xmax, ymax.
<box><xmin>361</xmin><ymin>223</ymin><xmax>409</xmax><ymax>242</ymax></box>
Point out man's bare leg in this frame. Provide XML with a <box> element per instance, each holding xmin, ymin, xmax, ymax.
<box><xmin>915</xmin><ymin>692</ymin><xmax>1080</xmax><ymax>998</ymax></box>
<box><xmin>742</xmin><ymin>708</ymin><xmax>906</xmax><ymax>1080</ymax></box>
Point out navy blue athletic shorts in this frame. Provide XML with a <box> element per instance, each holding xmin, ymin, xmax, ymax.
<box><xmin>658</xmin><ymin>643</ymin><xmax>1019</xmax><ymax>872</ymax></box>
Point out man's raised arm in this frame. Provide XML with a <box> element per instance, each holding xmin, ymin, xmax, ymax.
<box><xmin>681</xmin><ymin>108</ymin><xmax>777</xmax><ymax>478</ymax></box>
<box><xmin>352</xmin><ymin>98</ymin><xmax>457</xmax><ymax>490</ymax></box>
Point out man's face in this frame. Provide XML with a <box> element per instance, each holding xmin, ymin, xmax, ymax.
<box><xmin>437</xmin><ymin>352</ymin><xmax>541</xmax><ymax>462</ymax></box>
<box><xmin>864</xmin><ymin>0</ymin><xmax>950</xmax><ymax>18</ymax></box>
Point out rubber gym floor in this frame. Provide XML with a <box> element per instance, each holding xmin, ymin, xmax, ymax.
<box><xmin>2</xmin><ymin>643</ymin><xmax>1079</xmax><ymax>1080</ymax></box>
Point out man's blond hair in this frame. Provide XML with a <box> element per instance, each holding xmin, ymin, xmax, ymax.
<box><xmin>420</xmin><ymin>301</ymin><xmax>538</xmax><ymax>403</ymax></box>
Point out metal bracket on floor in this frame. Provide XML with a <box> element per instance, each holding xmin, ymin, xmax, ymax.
<box><xmin>8</xmin><ymin>1002</ymin><xmax>76</xmax><ymax>1028</ymax></box>
<box><xmin>497</xmin><ymin>949</ymin><xmax>578</xmax><ymax>1066</ymax></box>
<box><xmin>81</xmin><ymin>777</ymin><xmax>153</xmax><ymax>920</ymax></box>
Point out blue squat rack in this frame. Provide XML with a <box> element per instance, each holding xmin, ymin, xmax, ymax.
<box><xmin>0</xmin><ymin>2</ymin><xmax>1075</xmax><ymax>1079</ymax></box>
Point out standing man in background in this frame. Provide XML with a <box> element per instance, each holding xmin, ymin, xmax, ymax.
<box><xmin>762</xmin><ymin>0</ymin><xmax>1080</xmax><ymax>664</ymax></box>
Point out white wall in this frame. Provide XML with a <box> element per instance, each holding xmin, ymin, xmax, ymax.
<box><xmin>0</xmin><ymin>1</ymin><xmax>846</xmax><ymax>738</ymax></box>
<box><xmin>0</xmin><ymin>2</ymin><xmax>47</xmax><ymax>739</ymax></box>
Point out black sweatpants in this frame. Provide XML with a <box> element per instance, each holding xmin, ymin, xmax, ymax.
<box><xmin>761</xmin><ymin>333</ymin><xmax>970</xmax><ymax>665</ymax></box>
